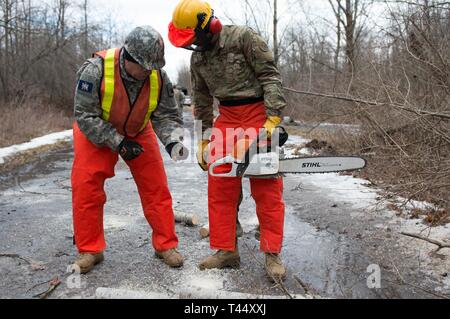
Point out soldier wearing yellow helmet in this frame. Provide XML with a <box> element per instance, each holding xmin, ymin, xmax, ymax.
<box><xmin>169</xmin><ymin>0</ymin><xmax>287</xmax><ymax>281</ymax></box>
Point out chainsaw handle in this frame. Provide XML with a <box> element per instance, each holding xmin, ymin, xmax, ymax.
<box><xmin>209</xmin><ymin>127</ymin><xmax>288</xmax><ymax>178</ymax></box>
<box><xmin>209</xmin><ymin>156</ymin><xmax>238</xmax><ymax>177</ymax></box>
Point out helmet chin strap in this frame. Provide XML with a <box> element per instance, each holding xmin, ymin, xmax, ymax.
<box><xmin>182</xmin><ymin>12</ymin><xmax>215</xmax><ymax>52</ymax></box>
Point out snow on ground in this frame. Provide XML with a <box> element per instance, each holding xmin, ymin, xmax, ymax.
<box><xmin>299</xmin><ymin>173</ymin><xmax>379</xmax><ymax>210</ymax></box>
<box><xmin>314</xmin><ymin>122</ymin><xmax>360</xmax><ymax>133</ymax></box>
<box><xmin>283</xmin><ymin>132</ymin><xmax>450</xmax><ymax>245</ymax></box>
<box><xmin>298</xmin><ymin>162</ymin><xmax>449</xmax><ymax>244</ymax></box>
<box><xmin>0</xmin><ymin>130</ymin><xmax>73</xmax><ymax>164</ymax></box>
<box><xmin>286</xmin><ymin>121</ymin><xmax>361</xmax><ymax>134</ymax></box>
<box><xmin>401</xmin><ymin>218</ymin><xmax>450</xmax><ymax>241</ymax></box>
<box><xmin>282</xmin><ymin>135</ymin><xmax>310</xmax><ymax>158</ymax></box>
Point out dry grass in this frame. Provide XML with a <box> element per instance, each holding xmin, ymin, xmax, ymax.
<box><xmin>0</xmin><ymin>98</ymin><xmax>72</xmax><ymax>148</ymax></box>
<box><xmin>286</xmin><ymin>126</ymin><xmax>359</xmax><ymax>154</ymax></box>
<box><xmin>0</xmin><ymin>140</ymin><xmax>71</xmax><ymax>174</ymax></box>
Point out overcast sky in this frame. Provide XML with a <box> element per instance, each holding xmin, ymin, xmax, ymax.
<box><xmin>91</xmin><ymin>0</ymin><xmax>318</xmax><ymax>81</ymax></box>
<box><xmin>89</xmin><ymin>0</ymin><xmax>385</xmax><ymax>82</ymax></box>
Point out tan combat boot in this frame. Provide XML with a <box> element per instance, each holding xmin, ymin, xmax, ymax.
<box><xmin>155</xmin><ymin>248</ymin><xmax>184</xmax><ymax>268</ymax></box>
<box><xmin>74</xmin><ymin>252</ymin><xmax>104</xmax><ymax>274</ymax></box>
<box><xmin>199</xmin><ymin>249</ymin><xmax>240</xmax><ymax>270</ymax></box>
<box><xmin>265</xmin><ymin>253</ymin><xmax>286</xmax><ymax>281</ymax></box>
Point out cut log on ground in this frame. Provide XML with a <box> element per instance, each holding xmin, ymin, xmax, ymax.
<box><xmin>0</xmin><ymin>253</ymin><xmax>45</xmax><ymax>270</ymax></box>
<box><xmin>174</xmin><ymin>212</ymin><xmax>199</xmax><ymax>226</ymax></box>
<box><xmin>199</xmin><ymin>225</ymin><xmax>244</xmax><ymax>239</ymax></box>
<box><xmin>199</xmin><ymin>226</ymin><xmax>209</xmax><ymax>239</ymax></box>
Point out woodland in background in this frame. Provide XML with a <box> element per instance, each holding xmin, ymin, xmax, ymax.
<box><xmin>0</xmin><ymin>0</ymin><xmax>123</xmax><ymax>146</ymax></box>
<box><xmin>1</xmin><ymin>0</ymin><xmax>449</xmax><ymax>212</ymax></box>
<box><xmin>287</xmin><ymin>1</ymin><xmax>450</xmax><ymax>214</ymax></box>
<box><xmin>178</xmin><ymin>0</ymin><xmax>450</xmax><ymax>213</ymax></box>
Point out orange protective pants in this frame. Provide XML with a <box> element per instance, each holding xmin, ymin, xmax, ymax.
<box><xmin>71</xmin><ymin>122</ymin><xmax>178</xmax><ymax>253</ymax></box>
<box><xmin>208</xmin><ymin>101</ymin><xmax>285</xmax><ymax>253</ymax></box>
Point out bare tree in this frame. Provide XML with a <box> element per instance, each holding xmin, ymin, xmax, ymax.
<box><xmin>0</xmin><ymin>0</ymin><xmax>123</xmax><ymax>105</ymax></box>
<box><xmin>176</xmin><ymin>63</ymin><xmax>192</xmax><ymax>94</ymax></box>
<box><xmin>327</xmin><ymin>0</ymin><xmax>373</xmax><ymax>75</ymax></box>
<box><xmin>328</xmin><ymin>0</ymin><xmax>343</xmax><ymax>91</ymax></box>
<box><xmin>219</xmin><ymin>0</ymin><xmax>291</xmax><ymax>62</ymax></box>
<box><xmin>273</xmin><ymin>0</ymin><xmax>279</xmax><ymax>65</ymax></box>
<box><xmin>83</xmin><ymin>0</ymin><xmax>88</xmax><ymax>57</ymax></box>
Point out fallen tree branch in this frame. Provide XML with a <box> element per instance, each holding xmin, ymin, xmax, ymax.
<box><xmin>0</xmin><ymin>253</ymin><xmax>33</xmax><ymax>264</ymax></box>
<box><xmin>283</xmin><ymin>87</ymin><xmax>450</xmax><ymax>120</ymax></box>
<box><xmin>242</xmin><ymin>242</ymin><xmax>294</xmax><ymax>299</ymax></box>
<box><xmin>0</xmin><ymin>253</ymin><xmax>45</xmax><ymax>270</ymax></box>
<box><xmin>15</xmin><ymin>176</ymin><xmax>66</xmax><ymax>196</ymax></box>
<box><xmin>400</xmin><ymin>232</ymin><xmax>450</xmax><ymax>252</ymax></box>
<box><xmin>26</xmin><ymin>278</ymin><xmax>54</xmax><ymax>294</ymax></box>
<box><xmin>384</xmin><ymin>274</ymin><xmax>450</xmax><ymax>299</ymax></box>
<box><xmin>293</xmin><ymin>275</ymin><xmax>319</xmax><ymax>299</ymax></box>
<box><xmin>32</xmin><ymin>276</ymin><xmax>61</xmax><ymax>299</ymax></box>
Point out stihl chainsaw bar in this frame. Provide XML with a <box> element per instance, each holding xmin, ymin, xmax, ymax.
<box><xmin>209</xmin><ymin>154</ymin><xmax>367</xmax><ymax>177</ymax></box>
<box><xmin>279</xmin><ymin>156</ymin><xmax>367</xmax><ymax>174</ymax></box>
<box><xmin>208</xmin><ymin>127</ymin><xmax>367</xmax><ymax>178</ymax></box>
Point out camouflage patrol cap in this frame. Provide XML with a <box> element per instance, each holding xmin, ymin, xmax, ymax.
<box><xmin>124</xmin><ymin>26</ymin><xmax>166</xmax><ymax>70</ymax></box>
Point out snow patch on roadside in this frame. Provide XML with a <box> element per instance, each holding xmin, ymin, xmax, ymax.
<box><xmin>300</xmin><ymin>173</ymin><xmax>378</xmax><ymax>210</ymax></box>
<box><xmin>0</xmin><ymin>130</ymin><xmax>73</xmax><ymax>164</ymax></box>
<box><xmin>400</xmin><ymin>218</ymin><xmax>450</xmax><ymax>243</ymax></box>
<box><xmin>396</xmin><ymin>217</ymin><xmax>450</xmax><ymax>285</ymax></box>
<box><xmin>282</xmin><ymin>135</ymin><xmax>311</xmax><ymax>158</ymax></box>
<box><xmin>402</xmin><ymin>199</ymin><xmax>437</xmax><ymax>212</ymax></box>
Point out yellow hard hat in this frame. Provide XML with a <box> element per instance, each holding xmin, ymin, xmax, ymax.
<box><xmin>172</xmin><ymin>0</ymin><xmax>212</xmax><ymax>30</ymax></box>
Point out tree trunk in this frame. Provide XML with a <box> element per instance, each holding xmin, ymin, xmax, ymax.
<box><xmin>344</xmin><ymin>0</ymin><xmax>355</xmax><ymax>74</ymax></box>
<box><xmin>83</xmin><ymin>0</ymin><xmax>88</xmax><ymax>57</ymax></box>
<box><xmin>2</xmin><ymin>0</ymin><xmax>11</xmax><ymax>101</ymax></box>
<box><xmin>333</xmin><ymin>0</ymin><xmax>342</xmax><ymax>91</ymax></box>
<box><xmin>273</xmin><ymin>0</ymin><xmax>279</xmax><ymax>66</ymax></box>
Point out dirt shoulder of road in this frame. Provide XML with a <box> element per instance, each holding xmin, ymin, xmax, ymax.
<box><xmin>0</xmin><ymin>140</ymin><xmax>72</xmax><ymax>174</ymax></box>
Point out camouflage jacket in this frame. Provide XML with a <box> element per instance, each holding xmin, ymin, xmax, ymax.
<box><xmin>190</xmin><ymin>25</ymin><xmax>287</xmax><ymax>133</ymax></box>
<box><xmin>74</xmin><ymin>48</ymin><xmax>183</xmax><ymax>151</ymax></box>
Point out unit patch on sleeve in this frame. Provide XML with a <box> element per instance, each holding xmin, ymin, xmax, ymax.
<box><xmin>78</xmin><ymin>80</ymin><xmax>94</xmax><ymax>94</ymax></box>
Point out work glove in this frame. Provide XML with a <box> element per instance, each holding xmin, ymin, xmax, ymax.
<box><xmin>165</xmin><ymin>142</ymin><xmax>189</xmax><ymax>161</ymax></box>
<box><xmin>263</xmin><ymin>116</ymin><xmax>282</xmax><ymax>139</ymax></box>
<box><xmin>197</xmin><ymin>139</ymin><xmax>210</xmax><ymax>171</ymax></box>
<box><xmin>278</xmin><ymin>126</ymin><xmax>289</xmax><ymax>147</ymax></box>
<box><xmin>118</xmin><ymin>139</ymin><xmax>144</xmax><ymax>161</ymax></box>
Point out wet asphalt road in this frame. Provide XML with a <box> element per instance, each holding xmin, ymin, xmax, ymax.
<box><xmin>0</xmin><ymin>112</ymin><xmax>448</xmax><ymax>299</ymax></box>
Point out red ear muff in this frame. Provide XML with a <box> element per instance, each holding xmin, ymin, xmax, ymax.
<box><xmin>209</xmin><ymin>17</ymin><xmax>222</xmax><ymax>34</ymax></box>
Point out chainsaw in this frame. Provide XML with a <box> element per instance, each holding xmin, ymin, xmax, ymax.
<box><xmin>209</xmin><ymin>128</ymin><xmax>367</xmax><ymax>178</ymax></box>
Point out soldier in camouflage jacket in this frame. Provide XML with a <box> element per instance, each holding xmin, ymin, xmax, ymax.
<box><xmin>72</xmin><ymin>26</ymin><xmax>187</xmax><ymax>274</ymax></box>
<box><xmin>169</xmin><ymin>0</ymin><xmax>287</xmax><ymax>281</ymax></box>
